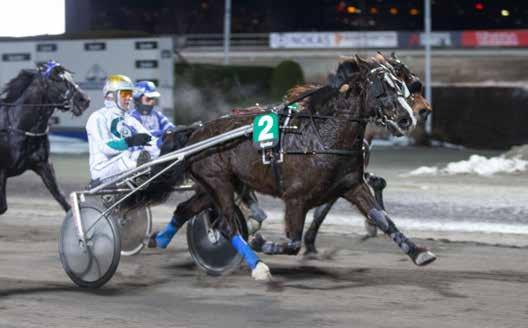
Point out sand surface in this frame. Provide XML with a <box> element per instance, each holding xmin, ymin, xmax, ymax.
<box><xmin>1</xmin><ymin>148</ymin><xmax>527</xmax><ymax>327</ymax></box>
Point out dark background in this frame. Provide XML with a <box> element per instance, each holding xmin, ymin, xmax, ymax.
<box><xmin>66</xmin><ymin>0</ymin><xmax>528</xmax><ymax>35</ymax></box>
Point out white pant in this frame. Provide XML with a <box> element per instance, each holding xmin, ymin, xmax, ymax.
<box><xmin>90</xmin><ymin>146</ymin><xmax>160</xmax><ymax>180</ymax></box>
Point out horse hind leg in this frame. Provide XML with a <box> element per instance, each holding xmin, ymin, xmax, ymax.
<box><xmin>32</xmin><ymin>162</ymin><xmax>70</xmax><ymax>212</ymax></box>
<box><xmin>0</xmin><ymin>170</ymin><xmax>7</xmax><ymax>215</ymax></box>
<box><xmin>344</xmin><ymin>183</ymin><xmax>437</xmax><ymax>266</ymax></box>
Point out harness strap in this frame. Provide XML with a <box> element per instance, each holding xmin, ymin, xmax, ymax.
<box><xmin>9</xmin><ymin>125</ymin><xmax>50</xmax><ymax>137</ymax></box>
<box><xmin>269</xmin><ymin>149</ymin><xmax>284</xmax><ymax>196</ymax></box>
<box><xmin>0</xmin><ymin>102</ymin><xmax>69</xmax><ymax>107</ymax></box>
<box><xmin>283</xmin><ymin>149</ymin><xmax>360</xmax><ymax>156</ymax></box>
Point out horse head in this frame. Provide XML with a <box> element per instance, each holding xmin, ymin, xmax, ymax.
<box><xmin>36</xmin><ymin>61</ymin><xmax>90</xmax><ymax>116</ymax></box>
<box><xmin>374</xmin><ymin>52</ymin><xmax>432</xmax><ymax>123</ymax></box>
<box><xmin>330</xmin><ymin>56</ymin><xmax>416</xmax><ymax>137</ymax></box>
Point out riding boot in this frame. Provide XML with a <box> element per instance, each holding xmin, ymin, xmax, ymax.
<box><xmin>148</xmin><ymin>216</ymin><xmax>183</xmax><ymax>249</ymax></box>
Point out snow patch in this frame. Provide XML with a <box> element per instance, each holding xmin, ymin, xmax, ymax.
<box><xmin>406</xmin><ymin>154</ymin><xmax>528</xmax><ymax>176</ymax></box>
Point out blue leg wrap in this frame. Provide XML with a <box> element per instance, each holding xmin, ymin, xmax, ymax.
<box><xmin>155</xmin><ymin>216</ymin><xmax>182</xmax><ymax>249</ymax></box>
<box><xmin>230</xmin><ymin>234</ymin><xmax>260</xmax><ymax>270</ymax></box>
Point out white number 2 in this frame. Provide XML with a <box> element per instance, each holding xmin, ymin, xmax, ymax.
<box><xmin>257</xmin><ymin>115</ymin><xmax>274</xmax><ymax>141</ymax></box>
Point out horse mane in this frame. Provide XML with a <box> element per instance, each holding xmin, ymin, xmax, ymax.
<box><xmin>283</xmin><ymin>56</ymin><xmax>374</xmax><ymax>113</ymax></box>
<box><xmin>1</xmin><ymin>69</ymin><xmax>38</xmax><ymax>103</ymax></box>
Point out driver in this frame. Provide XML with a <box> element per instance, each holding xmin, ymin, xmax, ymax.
<box><xmin>86</xmin><ymin>75</ymin><xmax>160</xmax><ymax>181</ymax></box>
<box><xmin>130</xmin><ymin>80</ymin><xmax>175</xmax><ymax>140</ymax></box>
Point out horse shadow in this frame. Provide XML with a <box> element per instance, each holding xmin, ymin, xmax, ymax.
<box><xmin>264</xmin><ymin>263</ymin><xmax>528</xmax><ymax>298</ymax></box>
<box><xmin>0</xmin><ymin>277</ymin><xmax>170</xmax><ymax>298</ymax></box>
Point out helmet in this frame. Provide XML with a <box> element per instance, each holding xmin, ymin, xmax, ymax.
<box><xmin>133</xmin><ymin>80</ymin><xmax>160</xmax><ymax>100</ymax></box>
<box><xmin>103</xmin><ymin>75</ymin><xmax>135</xmax><ymax>111</ymax></box>
<box><xmin>40</xmin><ymin>60</ymin><xmax>62</xmax><ymax>78</ymax></box>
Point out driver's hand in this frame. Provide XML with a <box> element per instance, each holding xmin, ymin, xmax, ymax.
<box><xmin>125</xmin><ymin>133</ymin><xmax>152</xmax><ymax>147</ymax></box>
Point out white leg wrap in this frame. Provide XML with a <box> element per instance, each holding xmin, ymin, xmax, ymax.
<box><xmin>251</xmin><ymin>262</ymin><xmax>272</xmax><ymax>281</ymax></box>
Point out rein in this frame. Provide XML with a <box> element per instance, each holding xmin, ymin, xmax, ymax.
<box><xmin>0</xmin><ymin>101</ymin><xmax>71</xmax><ymax>138</ymax></box>
<box><xmin>0</xmin><ymin>92</ymin><xmax>74</xmax><ymax>138</ymax></box>
<box><xmin>0</xmin><ymin>101</ymin><xmax>71</xmax><ymax>107</ymax></box>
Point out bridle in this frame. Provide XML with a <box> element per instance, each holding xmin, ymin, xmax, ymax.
<box><xmin>0</xmin><ymin>69</ymin><xmax>78</xmax><ymax>137</ymax></box>
<box><xmin>366</xmin><ymin>65</ymin><xmax>412</xmax><ymax>134</ymax></box>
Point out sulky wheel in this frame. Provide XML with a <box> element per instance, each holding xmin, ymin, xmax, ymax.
<box><xmin>186</xmin><ymin>206</ymin><xmax>248</xmax><ymax>276</ymax></box>
<box><xmin>59</xmin><ymin>205</ymin><xmax>121</xmax><ymax>288</ymax></box>
<box><xmin>116</xmin><ymin>205</ymin><xmax>152</xmax><ymax>256</ymax></box>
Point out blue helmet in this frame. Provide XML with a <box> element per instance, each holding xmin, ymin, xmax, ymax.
<box><xmin>40</xmin><ymin>60</ymin><xmax>62</xmax><ymax>78</ymax></box>
<box><xmin>134</xmin><ymin>81</ymin><xmax>160</xmax><ymax>100</ymax></box>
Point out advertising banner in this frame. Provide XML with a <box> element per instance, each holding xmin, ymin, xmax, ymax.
<box><xmin>461</xmin><ymin>30</ymin><xmax>528</xmax><ymax>47</ymax></box>
<box><xmin>398</xmin><ymin>31</ymin><xmax>461</xmax><ymax>48</ymax></box>
<box><xmin>270</xmin><ymin>31</ymin><xmax>398</xmax><ymax>49</ymax></box>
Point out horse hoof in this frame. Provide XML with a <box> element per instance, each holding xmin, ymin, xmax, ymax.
<box><xmin>364</xmin><ymin>219</ymin><xmax>378</xmax><ymax>237</ymax></box>
<box><xmin>252</xmin><ymin>262</ymin><xmax>272</xmax><ymax>281</ymax></box>
<box><xmin>413</xmin><ymin>249</ymin><xmax>437</xmax><ymax>266</ymax></box>
<box><xmin>303</xmin><ymin>250</ymin><xmax>319</xmax><ymax>260</ymax></box>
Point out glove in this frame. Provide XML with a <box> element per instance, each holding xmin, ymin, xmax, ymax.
<box><xmin>125</xmin><ymin>133</ymin><xmax>151</xmax><ymax>147</ymax></box>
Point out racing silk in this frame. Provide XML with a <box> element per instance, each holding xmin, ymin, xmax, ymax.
<box><xmin>86</xmin><ymin>101</ymin><xmax>157</xmax><ymax>179</ymax></box>
<box><xmin>129</xmin><ymin>108</ymin><xmax>175</xmax><ymax>139</ymax></box>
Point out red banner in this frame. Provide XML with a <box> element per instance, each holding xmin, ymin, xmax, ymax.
<box><xmin>461</xmin><ymin>30</ymin><xmax>528</xmax><ymax>47</ymax></box>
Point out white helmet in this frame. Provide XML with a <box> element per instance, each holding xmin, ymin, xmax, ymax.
<box><xmin>103</xmin><ymin>74</ymin><xmax>135</xmax><ymax>111</ymax></box>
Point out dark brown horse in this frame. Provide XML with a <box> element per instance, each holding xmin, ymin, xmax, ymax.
<box><xmin>158</xmin><ymin>55</ymin><xmax>435</xmax><ymax>280</ymax></box>
<box><xmin>0</xmin><ymin>61</ymin><xmax>90</xmax><ymax>214</ymax></box>
<box><xmin>304</xmin><ymin>52</ymin><xmax>433</xmax><ymax>254</ymax></box>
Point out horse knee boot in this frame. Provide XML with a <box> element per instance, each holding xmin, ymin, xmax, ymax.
<box><xmin>367</xmin><ymin>208</ymin><xmax>436</xmax><ymax>266</ymax></box>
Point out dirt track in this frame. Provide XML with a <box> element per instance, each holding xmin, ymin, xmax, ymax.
<box><xmin>1</xmin><ymin>148</ymin><xmax>528</xmax><ymax>327</ymax></box>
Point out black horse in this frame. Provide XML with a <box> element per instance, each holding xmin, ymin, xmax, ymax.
<box><xmin>155</xmin><ymin>55</ymin><xmax>436</xmax><ymax>281</ymax></box>
<box><xmin>0</xmin><ymin>62</ymin><xmax>90</xmax><ymax>214</ymax></box>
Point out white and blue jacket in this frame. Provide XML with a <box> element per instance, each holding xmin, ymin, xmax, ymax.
<box><xmin>129</xmin><ymin>108</ymin><xmax>175</xmax><ymax>139</ymax></box>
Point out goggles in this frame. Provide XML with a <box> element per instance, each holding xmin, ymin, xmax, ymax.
<box><xmin>118</xmin><ymin>89</ymin><xmax>134</xmax><ymax>98</ymax></box>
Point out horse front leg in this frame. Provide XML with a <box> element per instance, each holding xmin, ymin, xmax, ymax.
<box><xmin>344</xmin><ymin>183</ymin><xmax>437</xmax><ymax>266</ymax></box>
<box><xmin>303</xmin><ymin>173</ymin><xmax>386</xmax><ymax>254</ymax></box>
<box><xmin>0</xmin><ymin>170</ymin><xmax>7</xmax><ymax>214</ymax></box>
<box><xmin>303</xmin><ymin>199</ymin><xmax>337</xmax><ymax>255</ymax></box>
<box><xmin>250</xmin><ymin>199</ymin><xmax>307</xmax><ymax>256</ymax></box>
<box><xmin>365</xmin><ymin>172</ymin><xmax>387</xmax><ymax>210</ymax></box>
<box><xmin>32</xmin><ymin>162</ymin><xmax>70</xmax><ymax>212</ymax></box>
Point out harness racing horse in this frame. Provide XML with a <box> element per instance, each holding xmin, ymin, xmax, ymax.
<box><xmin>0</xmin><ymin>61</ymin><xmax>90</xmax><ymax>215</ymax></box>
<box><xmin>303</xmin><ymin>52</ymin><xmax>432</xmax><ymax>254</ymax></box>
<box><xmin>159</xmin><ymin>55</ymin><xmax>436</xmax><ymax>280</ymax></box>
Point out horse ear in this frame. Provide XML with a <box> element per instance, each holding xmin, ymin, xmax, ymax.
<box><xmin>36</xmin><ymin>62</ymin><xmax>46</xmax><ymax>73</ymax></box>
<box><xmin>391</xmin><ymin>52</ymin><xmax>397</xmax><ymax>59</ymax></box>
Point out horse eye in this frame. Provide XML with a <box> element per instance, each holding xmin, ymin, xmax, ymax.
<box><xmin>408</xmin><ymin>80</ymin><xmax>423</xmax><ymax>93</ymax></box>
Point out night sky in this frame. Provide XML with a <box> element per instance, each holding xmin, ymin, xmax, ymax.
<box><xmin>78</xmin><ymin>0</ymin><xmax>528</xmax><ymax>34</ymax></box>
